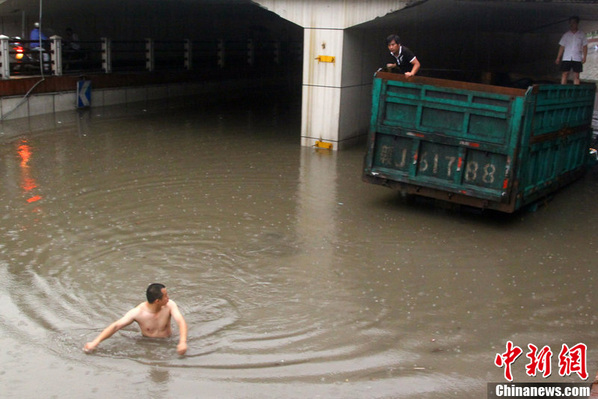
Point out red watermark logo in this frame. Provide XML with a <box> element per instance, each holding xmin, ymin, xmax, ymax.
<box><xmin>494</xmin><ymin>341</ymin><xmax>588</xmax><ymax>381</ymax></box>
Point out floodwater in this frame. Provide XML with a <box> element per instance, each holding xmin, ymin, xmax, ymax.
<box><xmin>0</xmin><ymin>92</ymin><xmax>597</xmax><ymax>399</ymax></box>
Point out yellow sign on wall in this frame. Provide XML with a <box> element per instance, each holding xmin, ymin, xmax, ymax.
<box><xmin>315</xmin><ymin>55</ymin><xmax>335</xmax><ymax>63</ymax></box>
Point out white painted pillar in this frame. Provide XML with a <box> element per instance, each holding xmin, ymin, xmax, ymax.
<box><xmin>50</xmin><ymin>35</ymin><xmax>62</xmax><ymax>76</ymax></box>
<box><xmin>101</xmin><ymin>37</ymin><xmax>112</xmax><ymax>73</ymax></box>
<box><xmin>0</xmin><ymin>35</ymin><xmax>10</xmax><ymax>79</ymax></box>
<box><xmin>301</xmin><ymin>28</ymin><xmax>343</xmax><ymax>149</ymax></box>
<box><xmin>252</xmin><ymin>0</ymin><xmax>411</xmax><ymax>150</ymax></box>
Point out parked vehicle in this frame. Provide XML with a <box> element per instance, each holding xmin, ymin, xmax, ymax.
<box><xmin>362</xmin><ymin>72</ymin><xmax>596</xmax><ymax>213</ymax></box>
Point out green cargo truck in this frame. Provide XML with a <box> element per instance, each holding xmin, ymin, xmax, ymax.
<box><xmin>362</xmin><ymin>72</ymin><xmax>596</xmax><ymax>213</ymax></box>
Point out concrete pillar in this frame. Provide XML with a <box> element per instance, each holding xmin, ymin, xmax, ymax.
<box><xmin>184</xmin><ymin>39</ymin><xmax>192</xmax><ymax>70</ymax></box>
<box><xmin>50</xmin><ymin>35</ymin><xmax>62</xmax><ymax>76</ymax></box>
<box><xmin>145</xmin><ymin>38</ymin><xmax>155</xmax><ymax>72</ymax></box>
<box><xmin>101</xmin><ymin>37</ymin><xmax>112</xmax><ymax>73</ymax></box>
<box><xmin>301</xmin><ymin>28</ymin><xmax>343</xmax><ymax>149</ymax></box>
<box><xmin>0</xmin><ymin>35</ymin><xmax>10</xmax><ymax>79</ymax></box>
<box><xmin>253</xmin><ymin>0</ymin><xmax>412</xmax><ymax>150</ymax></box>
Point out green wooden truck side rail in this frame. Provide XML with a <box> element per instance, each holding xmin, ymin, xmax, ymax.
<box><xmin>363</xmin><ymin>72</ymin><xmax>596</xmax><ymax>212</ymax></box>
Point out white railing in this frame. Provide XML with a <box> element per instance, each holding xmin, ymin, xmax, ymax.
<box><xmin>0</xmin><ymin>35</ymin><xmax>302</xmax><ymax>79</ymax></box>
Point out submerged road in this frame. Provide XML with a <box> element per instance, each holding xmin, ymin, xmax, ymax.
<box><xmin>0</xmin><ymin>93</ymin><xmax>597</xmax><ymax>398</ymax></box>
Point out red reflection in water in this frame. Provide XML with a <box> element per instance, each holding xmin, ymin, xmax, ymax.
<box><xmin>27</xmin><ymin>195</ymin><xmax>43</xmax><ymax>203</ymax></box>
<box><xmin>17</xmin><ymin>140</ymin><xmax>42</xmax><ymax>203</ymax></box>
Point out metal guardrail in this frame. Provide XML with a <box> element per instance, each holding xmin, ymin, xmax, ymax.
<box><xmin>0</xmin><ymin>35</ymin><xmax>302</xmax><ymax>79</ymax></box>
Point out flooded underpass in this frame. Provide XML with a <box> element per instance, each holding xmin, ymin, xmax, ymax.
<box><xmin>1</xmin><ymin>91</ymin><xmax>598</xmax><ymax>399</ymax></box>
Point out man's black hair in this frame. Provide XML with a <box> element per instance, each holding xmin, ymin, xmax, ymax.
<box><xmin>386</xmin><ymin>34</ymin><xmax>401</xmax><ymax>45</ymax></box>
<box><xmin>147</xmin><ymin>283</ymin><xmax>166</xmax><ymax>303</ymax></box>
<box><xmin>569</xmin><ymin>16</ymin><xmax>580</xmax><ymax>23</ymax></box>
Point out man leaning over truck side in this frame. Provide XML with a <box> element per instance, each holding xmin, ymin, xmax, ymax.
<box><xmin>385</xmin><ymin>34</ymin><xmax>421</xmax><ymax>77</ymax></box>
<box><xmin>555</xmin><ymin>16</ymin><xmax>588</xmax><ymax>85</ymax></box>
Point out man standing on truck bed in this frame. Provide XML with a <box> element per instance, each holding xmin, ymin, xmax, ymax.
<box><xmin>386</xmin><ymin>34</ymin><xmax>420</xmax><ymax>77</ymax></box>
<box><xmin>555</xmin><ymin>16</ymin><xmax>588</xmax><ymax>85</ymax></box>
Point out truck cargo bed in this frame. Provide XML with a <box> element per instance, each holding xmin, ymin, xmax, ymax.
<box><xmin>363</xmin><ymin>72</ymin><xmax>596</xmax><ymax>213</ymax></box>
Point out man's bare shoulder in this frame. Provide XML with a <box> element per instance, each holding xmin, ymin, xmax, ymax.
<box><xmin>113</xmin><ymin>303</ymin><xmax>145</xmax><ymax>326</ymax></box>
<box><xmin>128</xmin><ymin>302</ymin><xmax>148</xmax><ymax>316</ymax></box>
<box><xmin>167</xmin><ymin>300</ymin><xmax>186</xmax><ymax>317</ymax></box>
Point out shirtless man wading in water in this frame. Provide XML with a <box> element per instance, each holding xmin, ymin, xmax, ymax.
<box><xmin>83</xmin><ymin>283</ymin><xmax>188</xmax><ymax>355</ymax></box>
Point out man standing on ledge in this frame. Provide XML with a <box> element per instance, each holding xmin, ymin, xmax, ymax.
<box><xmin>386</xmin><ymin>34</ymin><xmax>421</xmax><ymax>77</ymax></box>
<box><xmin>84</xmin><ymin>283</ymin><xmax>188</xmax><ymax>355</ymax></box>
<box><xmin>555</xmin><ymin>16</ymin><xmax>588</xmax><ymax>85</ymax></box>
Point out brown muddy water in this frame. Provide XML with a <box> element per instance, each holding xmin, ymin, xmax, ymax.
<box><xmin>0</xmin><ymin>93</ymin><xmax>597</xmax><ymax>399</ymax></box>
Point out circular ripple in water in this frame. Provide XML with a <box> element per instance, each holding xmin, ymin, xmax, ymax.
<box><xmin>0</xmin><ymin>104</ymin><xmax>492</xmax><ymax>396</ymax></box>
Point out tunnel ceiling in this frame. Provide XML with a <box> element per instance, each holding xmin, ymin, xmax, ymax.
<box><xmin>1</xmin><ymin>0</ymin><xmax>597</xmax><ymax>35</ymax></box>
<box><xmin>0</xmin><ymin>0</ymin><xmax>250</xmax><ymax>17</ymax></box>
<box><xmin>362</xmin><ymin>0</ymin><xmax>598</xmax><ymax>34</ymax></box>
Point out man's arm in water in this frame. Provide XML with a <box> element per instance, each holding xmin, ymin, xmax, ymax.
<box><xmin>83</xmin><ymin>307</ymin><xmax>139</xmax><ymax>352</ymax></box>
<box><xmin>169</xmin><ymin>300</ymin><xmax>188</xmax><ymax>355</ymax></box>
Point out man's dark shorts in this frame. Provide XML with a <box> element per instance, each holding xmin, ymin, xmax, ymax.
<box><xmin>560</xmin><ymin>61</ymin><xmax>583</xmax><ymax>73</ymax></box>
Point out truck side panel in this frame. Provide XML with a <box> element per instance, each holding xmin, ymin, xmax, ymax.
<box><xmin>366</xmin><ymin>73</ymin><xmax>526</xmax><ymax>207</ymax></box>
<box><xmin>518</xmin><ymin>84</ymin><xmax>596</xmax><ymax>204</ymax></box>
<box><xmin>363</xmin><ymin>73</ymin><xmax>596</xmax><ymax>212</ymax></box>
